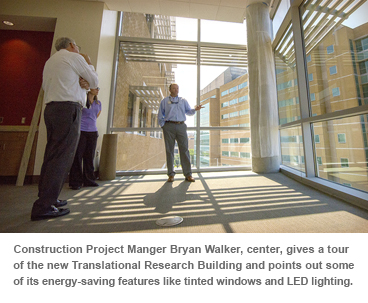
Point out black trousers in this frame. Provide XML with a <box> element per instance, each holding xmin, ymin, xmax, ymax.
<box><xmin>69</xmin><ymin>131</ymin><xmax>98</xmax><ymax>187</ymax></box>
<box><xmin>31</xmin><ymin>102</ymin><xmax>81</xmax><ymax>215</ymax></box>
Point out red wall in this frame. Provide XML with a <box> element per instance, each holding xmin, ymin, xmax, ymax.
<box><xmin>0</xmin><ymin>30</ymin><xmax>54</xmax><ymax>125</ymax></box>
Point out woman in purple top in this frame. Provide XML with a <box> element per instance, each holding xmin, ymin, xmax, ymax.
<box><xmin>69</xmin><ymin>87</ymin><xmax>102</xmax><ymax>190</ymax></box>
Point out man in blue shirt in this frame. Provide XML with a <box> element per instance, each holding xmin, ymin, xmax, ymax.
<box><xmin>158</xmin><ymin>83</ymin><xmax>204</xmax><ymax>182</ymax></box>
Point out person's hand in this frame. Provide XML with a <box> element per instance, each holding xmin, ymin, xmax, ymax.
<box><xmin>194</xmin><ymin>105</ymin><xmax>205</xmax><ymax>111</ymax></box>
<box><xmin>79</xmin><ymin>53</ymin><xmax>92</xmax><ymax>65</ymax></box>
<box><xmin>79</xmin><ymin>77</ymin><xmax>90</xmax><ymax>90</ymax></box>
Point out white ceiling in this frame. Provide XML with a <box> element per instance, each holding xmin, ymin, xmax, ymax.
<box><xmin>0</xmin><ymin>0</ymin><xmax>272</xmax><ymax>33</ymax></box>
<box><xmin>0</xmin><ymin>15</ymin><xmax>56</xmax><ymax>32</ymax></box>
<box><xmin>80</xmin><ymin>0</ymin><xmax>271</xmax><ymax>23</ymax></box>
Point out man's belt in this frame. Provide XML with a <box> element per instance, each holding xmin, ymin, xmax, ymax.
<box><xmin>166</xmin><ymin>121</ymin><xmax>184</xmax><ymax>124</ymax></box>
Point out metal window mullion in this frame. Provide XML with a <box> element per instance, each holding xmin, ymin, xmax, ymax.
<box><xmin>291</xmin><ymin>5</ymin><xmax>316</xmax><ymax>178</ymax></box>
<box><xmin>107</xmin><ymin>11</ymin><xmax>123</xmax><ymax>134</ymax></box>
<box><xmin>196</xmin><ymin>19</ymin><xmax>201</xmax><ymax>170</ymax></box>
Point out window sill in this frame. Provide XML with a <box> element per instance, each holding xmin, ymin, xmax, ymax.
<box><xmin>280</xmin><ymin>165</ymin><xmax>368</xmax><ymax>211</ymax></box>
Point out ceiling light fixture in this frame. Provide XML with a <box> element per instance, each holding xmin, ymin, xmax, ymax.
<box><xmin>3</xmin><ymin>21</ymin><xmax>14</xmax><ymax>26</ymax></box>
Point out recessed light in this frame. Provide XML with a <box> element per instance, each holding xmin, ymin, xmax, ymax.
<box><xmin>3</xmin><ymin>21</ymin><xmax>14</xmax><ymax>26</ymax></box>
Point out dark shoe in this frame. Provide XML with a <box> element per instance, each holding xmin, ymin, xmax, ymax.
<box><xmin>84</xmin><ymin>182</ymin><xmax>99</xmax><ymax>187</ymax></box>
<box><xmin>185</xmin><ymin>176</ymin><xmax>195</xmax><ymax>182</ymax></box>
<box><xmin>71</xmin><ymin>186</ymin><xmax>81</xmax><ymax>190</ymax></box>
<box><xmin>31</xmin><ymin>206</ymin><xmax>70</xmax><ymax>221</ymax></box>
<box><xmin>55</xmin><ymin>199</ymin><xmax>67</xmax><ymax>207</ymax></box>
<box><xmin>167</xmin><ymin>176</ymin><xmax>174</xmax><ymax>182</ymax></box>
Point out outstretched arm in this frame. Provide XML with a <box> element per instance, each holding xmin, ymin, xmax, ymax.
<box><xmin>194</xmin><ymin>105</ymin><xmax>204</xmax><ymax>111</ymax></box>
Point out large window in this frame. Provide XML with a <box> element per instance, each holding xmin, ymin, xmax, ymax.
<box><xmin>302</xmin><ymin>0</ymin><xmax>367</xmax><ymax>116</ymax></box>
<box><xmin>300</xmin><ymin>0</ymin><xmax>368</xmax><ymax>192</ymax></box>
<box><xmin>280</xmin><ymin>126</ymin><xmax>305</xmax><ymax>172</ymax></box>
<box><xmin>200</xmin><ymin>64</ymin><xmax>250</xmax><ymax>168</ymax></box>
<box><xmin>313</xmin><ymin>116</ymin><xmax>368</xmax><ymax>192</ymax></box>
<box><xmin>112</xmin><ymin>13</ymin><xmax>249</xmax><ymax>172</ymax></box>
<box><xmin>274</xmin><ymin>0</ymin><xmax>368</xmax><ymax>195</ymax></box>
<box><xmin>275</xmin><ymin>20</ymin><xmax>301</xmax><ymax>127</ymax></box>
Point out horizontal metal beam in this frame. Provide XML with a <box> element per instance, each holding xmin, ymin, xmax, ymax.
<box><xmin>279</xmin><ymin>104</ymin><xmax>368</xmax><ymax>129</ymax></box>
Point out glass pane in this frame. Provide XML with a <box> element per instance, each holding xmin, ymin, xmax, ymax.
<box><xmin>121</xmin><ymin>13</ymin><xmax>197</xmax><ymax>41</ymax></box>
<box><xmin>114</xmin><ymin>56</ymin><xmax>197</xmax><ymax>128</ymax></box>
<box><xmin>200</xmin><ymin>66</ymin><xmax>249</xmax><ymax>127</ymax></box>
<box><xmin>272</xmin><ymin>0</ymin><xmax>291</xmax><ymax>37</ymax></box>
<box><xmin>280</xmin><ymin>126</ymin><xmax>305</xmax><ymax>172</ymax></box>
<box><xmin>114</xmin><ymin>130</ymin><xmax>197</xmax><ymax>172</ymax></box>
<box><xmin>176</xmin><ymin>17</ymin><xmax>198</xmax><ymax>41</ymax></box>
<box><xmin>201</xmin><ymin>19</ymin><xmax>247</xmax><ymax>44</ymax></box>
<box><xmin>197</xmin><ymin>130</ymin><xmax>252</xmax><ymax>168</ymax></box>
<box><xmin>301</xmin><ymin>0</ymin><xmax>368</xmax><ymax>115</ymax></box>
<box><xmin>313</xmin><ymin>115</ymin><xmax>368</xmax><ymax>192</ymax></box>
<box><xmin>275</xmin><ymin>22</ymin><xmax>301</xmax><ymax>125</ymax></box>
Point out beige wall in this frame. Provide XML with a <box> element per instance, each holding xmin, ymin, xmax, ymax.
<box><xmin>1</xmin><ymin>0</ymin><xmax>117</xmax><ymax>174</ymax></box>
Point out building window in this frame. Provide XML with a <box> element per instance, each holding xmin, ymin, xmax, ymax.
<box><xmin>310</xmin><ymin>93</ymin><xmax>315</xmax><ymax>101</ymax></box>
<box><xmin>338</xmin><ymin>133</ymin><xmax>346</xmax><ymax>143</ymax></box>
<box><xmin>282</xmin><ymin>155</ymin><xmax>291</xmax><ymax>162</ymax></box>
<box><xmin>363</xmin><ymin>84</ymin><xmax>368</xmax><ymax>98</ymax></box>
<box><xmin>230</xmin><ymin>138</ymin><xmax>239</xmax><ymax>143</ymax></box>
<box><xmin>332</xmin><ymin>87</ymin><xmax>340</xmax><ymax>97</ymax></box>
<box><xmin>341</xmin><ymin>158</ymin><xmax>349</xmax><ymax>167</ymax></box>
<box><xmin>329</xmin><ymin>65</ymin><xmax>337</xmax><ymax>75</ymax></box>
<box><xmin>280</xmin><ymin>136</ymin><xmax>297</xmax><ymax>143</ymax></box>
<box><xmin>238</xmin><ymin>81</ymin><xmax>247</xmax><ymax>89</ymax></box>
<box><xmin>317</xmin><ymin>157</ymin><xmax>322</xmax><ymax>165</ymax></box>
<box><xmin>240</xmin><ymin>137</ymin><xmax>250</xmax><ymax>143</ymax></box>
<box><xmin>221</xmin><ymin>114</ymin><xmax>229</xmax><ymax>119</ymax></box>
<box><xmin>222</xmin><ymin>138</ymin><xmax>229</xmax><ymax>144</ymax></box>
<box><xmin>229</xmin><ymin>86</ymin><xmax>238</xmax><ymax>93</ymax></box>
<box><xmin>230</xmin><ymin>151</ymin><xmax>239</xmax><ymax>157</ymax></box>
<box><xmin>229</xmin><ymin>111</ymin><xmax>239</xmax><ymax>118</ymax></box>
<box><xmin>221</xmin><ymin>102</ymin><xmax>229</xmax><ymax>108</ymax></box>
<box><xmin>306</xmin><ymin>55</ymin><xmax>311</xmax><ymax>62</ymax></box>
<box><xmin>239</xmin><ymin>95</ymin><xmax>248</xmax><ymax>102</ymax></box>
<box><xmin>308</xmin><ymin>73</ymin><xmax>313</xmax><ymax>81</ymax></box>
<box><xmin>240</xmin><ymin>152</ymin><xmax>251</xmax><ymax>158</ymax></box>
<box><xmin>222</xmin><ymin>151</ymin><xmax>229</xmax><ymax>156</ymax></box>
<box><xmin>221</xmin><ymin>90</ymin><xmax>229</xmax><ymax>97</ymax></box>
<box><xmin>239</xmin><ymin>109</ymin><xmax>249</xmax><ymax>116</ymax></box>
<box><xmin>356</xmin><ymin>37</ymin><xmax>368</xmax><ymax>52</ymax></box>
<box><xmin>229</xmin><ymin>98</ymin><xmax>238</xmax><ymax>105</ymax></box>
<box><xmin>277</xmin><ymin>80</ymin><xmax>293</xmax><ymax>91</ymax></box>
<box><xmin>327</xmin><ymin>45</ymin><xmax>334</xmax><ymax>54</ymax></box>
<box><xmin>314</xmin><ymin>134</ymin><xmax>320</xmax><ymax>143</ymax></box>
<box><xmin>127</xmin><ymin>92</ymin><xmax>134</xmax><ymax>127</ymax></box>
<box><xmin>138</xmin><ymin>103</ymin><xmax>147</xmax><ymax>135</ymax></box>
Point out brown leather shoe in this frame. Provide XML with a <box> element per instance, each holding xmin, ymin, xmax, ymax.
<box><xmin>167</xmin><ymin>176</ymin><xmax>174</xmax><ymax>182</ymax></box>
<box><xmin>185</xmin><ymin>176</ymin><xmax>195</xmax><ymax>182</ymax></box>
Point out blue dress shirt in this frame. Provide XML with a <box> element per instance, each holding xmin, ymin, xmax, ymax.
<box><xmin>158</xmin><ymin>96</ymin><xmax>196</xmax><ymax>127</ymax></box>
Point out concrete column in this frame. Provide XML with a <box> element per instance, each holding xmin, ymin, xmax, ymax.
<box><xmin>246</xmin><ymin>2</ymin><xmax>280</xmax><ymax>173</ymax></box>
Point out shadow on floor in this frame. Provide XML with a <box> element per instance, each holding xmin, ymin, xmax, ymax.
<box><xmin>0</xmin><ymin>172</ymin><xmax>367</xmax><ymax>233</ymax></box>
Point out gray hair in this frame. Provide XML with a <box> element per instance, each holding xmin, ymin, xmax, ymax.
<box><xmin>55</xmin><ymin>37</ymin><xmax>75</xmax><ymax>51</ymax></box>
<box><xmin>169</xmin><ymin>83</ymin><xmax>179</xmax><ymax>90</ymax></box>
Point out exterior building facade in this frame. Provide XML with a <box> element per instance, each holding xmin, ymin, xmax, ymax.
<box><xmin>199</xmin><ymin>68</ymin><xmax>251</xmax><ymax>168</ymax></box>
<box><xmin>276</xmin><ymin>22</ymin><xmax>368</xmax><ymax>192</ymax></box>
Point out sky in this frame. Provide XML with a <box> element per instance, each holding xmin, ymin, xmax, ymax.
<box><xmin>173</xmin><ymin>18</ymin><xmax>248</xmax><ymax>126</ymax></box>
